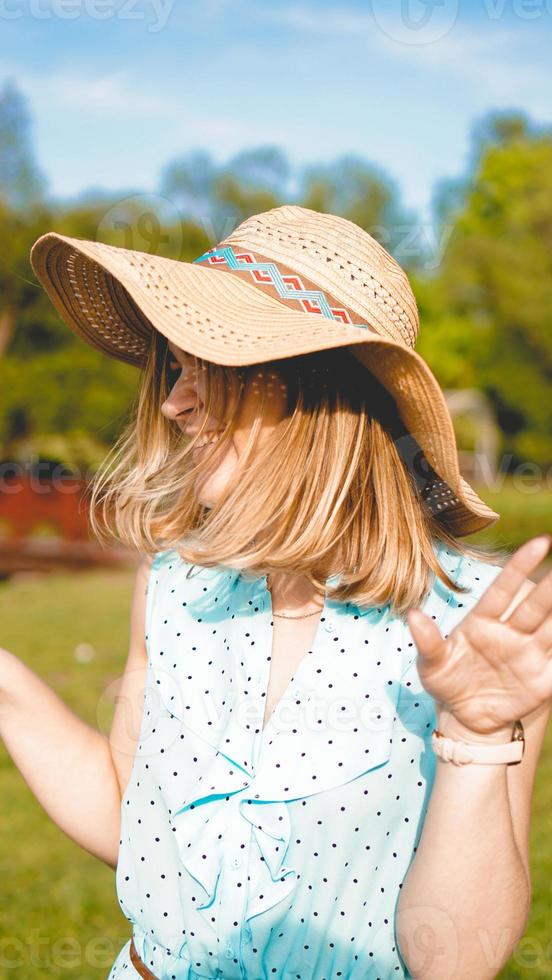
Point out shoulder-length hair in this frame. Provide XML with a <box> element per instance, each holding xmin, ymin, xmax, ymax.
<box><xmin>89</xmin><ymin>329</ymin><xmax>509</xmax><ymax>618</ymax></box>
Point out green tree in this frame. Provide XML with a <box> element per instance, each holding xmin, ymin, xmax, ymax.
<box><xmin>159</xmin><ymin>149</ymin><xmax>218</xmax><ymax>222</ymax></box>
<box><xmin>298</xmin><ymin>154</ymin><xmax>420</xmax><ymax>268</ymax></box>
<box><xmin>0</xmin><ymin>80</ymin><xmax>49</xmax><ymax>356</ymax></box>
<box><xmin>224</xmin><ymin>145</ymin><xmax>290</xmax><ymax>197</ymax></box>
<box><xmin>160</xmin><ymin>145</ymin><xmax>289</xmax><ymax>235</ymax></box>
<box><xmin>0</xmin><ymin>79</ymin><xmax>45</xmax><ymax>210</ymax></box>
<box><xmin>426</xmin><ymin>111</ymin><xmax>552</xmax><ymax>466</ymax></box>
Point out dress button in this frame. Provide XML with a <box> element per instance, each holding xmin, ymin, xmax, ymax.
<box><xmin>324</xmin><ymin>620</ymin><xmax>335</xmax><ymax>632</ymax></box>
<box><xmin>293</xmin><ymin>688</ymin><xmax>301</xmax><ymax>698</ymax></box>
<box><xmin>243</xmin><ymin>925</ymin><xmax>253</xmax><ymax>944</ymax></box>
<box><xmin>230</xmin><ymin>856</ymin><xmax>241</xmax><ymax>869</ymax></box>
<box><xmin>224</xmin><ymin>945</ymin><xmax>234</xmax><ymax>959</ymax></box>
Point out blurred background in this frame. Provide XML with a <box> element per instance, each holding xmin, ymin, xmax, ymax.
<box><xmin>0</xmin><ymin>1</ymin><xmax>551</xmax><ymax>977</ymax></box>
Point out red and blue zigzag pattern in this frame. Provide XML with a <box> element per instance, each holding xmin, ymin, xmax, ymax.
<box><xmin>193</xmin><ymin>245</ymin><xmax>370</xmax><ymax>330</ymax></box>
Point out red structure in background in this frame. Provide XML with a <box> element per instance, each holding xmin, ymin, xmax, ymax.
<box><xmin>0</xmin><ymin>470</ymin><xmax>89</xmax><ymax>541</ymax></box>
<box><xmin>0</xmin><ymin>462</ymin><xmax>136</xmax><ymax>576</ymax></box>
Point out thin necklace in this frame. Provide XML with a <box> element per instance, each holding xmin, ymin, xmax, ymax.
<box><xmin>267</xmin><ymin>574</ymin><xmax>325</xmax><ymax>620</ymax></box>
<box><xmin>273</xmin><ymin>607</ymin><xmax>324</xmax><ymax>620</ymax></box>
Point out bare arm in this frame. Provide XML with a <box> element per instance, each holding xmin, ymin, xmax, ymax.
<box><xmin>0</xmin><ymin>557</ymin><xmax>151</xmax><ymax>870</ymax></box>
<box><xmin>396</xmin><ymin>577</ymin><xmax>548</xmax><ymax>979</ymax></box>
<box><xmin>396</xmin><ymin>743</ymin><xmax>530</xmax><ymax>980</ymax></box>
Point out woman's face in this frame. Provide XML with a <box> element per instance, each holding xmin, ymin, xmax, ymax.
<box><xmin>160</xmin><ymin>340</ymin><xmax>288</xmax><ymax>507</ymax></box>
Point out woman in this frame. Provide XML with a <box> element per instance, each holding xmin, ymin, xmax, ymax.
<box><xmin>3</xmin><ymin>204</ymin><xmax>550</xmax><ymax>979</ymax></box>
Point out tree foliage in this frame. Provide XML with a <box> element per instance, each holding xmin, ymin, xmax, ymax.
<box><xmin>0</xmin><ymin>86</ymin><xmax>549</xmax><ymax>473</ymax></box>
<box><xmin>424</xmin><ymin>111</ymin><xmax>552</xmax><ymax>466</ymax></box>
<box><xmin>0</xmin><ymin>78</ymin><xmax>45</xmax><ymax>210</ymax></box>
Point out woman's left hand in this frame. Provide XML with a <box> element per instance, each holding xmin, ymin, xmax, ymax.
<box><xmin>406</xmin><ymin>534</ymin><xmax>552</xmax><ymax>737</ymax></box>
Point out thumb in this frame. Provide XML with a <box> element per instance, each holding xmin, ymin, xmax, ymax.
<box><xmin>406</xmin><ymin>608</ymin><xmax>447</xmax><ymax>665</ymax></box>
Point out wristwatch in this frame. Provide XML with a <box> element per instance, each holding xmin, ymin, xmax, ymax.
<box><xmin>431</xmin><ymin>719</ymin><xmax>525</xmax><ymax>766</ymax></box>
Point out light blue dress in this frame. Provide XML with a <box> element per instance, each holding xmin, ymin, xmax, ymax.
<box><xmin>108</xmin><ymin>541</ymin><xmax>503</xmax><ymax>979</ymax></box>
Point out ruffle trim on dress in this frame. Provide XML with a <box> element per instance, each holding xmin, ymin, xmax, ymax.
<box><xmin>142</xmin><ymin>540</ymin><xmax>491</xmax><ymax>924</ymax></box>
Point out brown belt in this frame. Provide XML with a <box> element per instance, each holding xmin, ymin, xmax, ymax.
<box><xmin>129</xmin><ymin>937</ymin><xmax>160</xmax><ymax>980</ymax></box>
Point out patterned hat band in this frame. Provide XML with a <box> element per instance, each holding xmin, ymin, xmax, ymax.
<box><xmin>193</xmin><ymin>244</ymin><xmax>376</xmax><ymax>334</ymax></box>
<box><xmin>191</xmin><ymin>256</ymin><xmax>462</xmax><ymax>521</ymax></box>
<box><xmin>192</xmin><ymin>245</ymin><xmax>464</xmax><ymax>520</ymax></box>
<box><xmin>28</xmin><ymin>202</ymin><xmax>501</xmax><ymax>537</ymax></box>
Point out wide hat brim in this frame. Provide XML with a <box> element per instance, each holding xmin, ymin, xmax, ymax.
<box><xmin>30</xmin><ymin>231</ymin><xmax>499</xmax><ymax>537</ymax></box>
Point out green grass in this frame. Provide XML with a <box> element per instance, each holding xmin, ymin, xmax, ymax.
<box><xmin>0</xmin><ymin>566</ymin><xmax>134</xmax><ymax>979</ymax></box>
<box><xmin>0</xmin><ymin>476</ymin><xmax>550</xmax><ymax>978</ymax></box>
<box><xmin>465</xmin><ymin>478</ymin><xmax>552</xmax><ymax>551</ymax></box>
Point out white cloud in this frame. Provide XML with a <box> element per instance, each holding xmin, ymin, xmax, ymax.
<box><xmin>255</xmin><ymin>4</ymin><xmax>550</xmax><ymax>109</ymax></box>
<box><xmin>1</xmin><ymin>61</ymin><xmax>305</xmax><ymax>142</ymax></box>
<box><xmin>258</xmin><ymin>2</ymin><xmax>373</xmax><ymax>35</ymax></box>
<box><xmin>397</xmin><ymin>24</ymin><xmax>551</xmax><ymax>106</ymax></box>
<box><xmin>9</xmin><ymin>67</ymin><xmax>181</xmax><ymax>118</ymax></box>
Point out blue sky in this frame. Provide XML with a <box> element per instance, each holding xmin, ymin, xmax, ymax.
<box><xmin>2</xmin><ymin>0</ymin><xmax>551</xmax><ymax>223</ymax></box>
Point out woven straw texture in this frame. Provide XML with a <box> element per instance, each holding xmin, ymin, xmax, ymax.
<box><xmin>29</xmin><ymin>205</ymin><xmax>499</xmax><ymax>536</ymax></box>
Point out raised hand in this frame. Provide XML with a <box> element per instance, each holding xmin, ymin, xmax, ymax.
<box><xmin>406</xmin><ymin>535</ymin><xmax>552</xmax><ymax>737</ymax></box>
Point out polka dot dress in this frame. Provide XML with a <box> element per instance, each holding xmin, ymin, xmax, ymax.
<box><xmin>108</xmin><ymin>541</ymin><xmax>503</xmax><ymax>979</ymax></box>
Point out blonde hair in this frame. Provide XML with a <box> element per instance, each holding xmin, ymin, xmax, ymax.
<box><xmin>89</xmin><ymin>329</ymin><xmax>510</xmax><ymax>618</ymax></box>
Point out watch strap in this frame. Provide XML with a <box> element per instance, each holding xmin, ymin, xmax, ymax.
<box><xmin>431</xmin><ymin>719</ymin><xmax>525</xmax><ymax>766</ymax></box>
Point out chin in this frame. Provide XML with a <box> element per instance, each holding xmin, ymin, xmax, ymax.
<box><xmin>193</xmin><ymin>451</ymin><xmax>237</xmax><ymax>509</ymax></box>
<box><xmin>193</xmin><ymin>473</ymin><xmax>227</xmax><ymax>509</ymax></box>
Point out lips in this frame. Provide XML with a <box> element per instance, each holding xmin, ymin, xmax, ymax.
<box><xmin>191</xmin><ymin>432</ymin><xmax>222</xmax><ymax>451</ymax></box>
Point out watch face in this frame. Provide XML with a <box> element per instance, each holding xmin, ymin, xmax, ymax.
<box><xmin>512</xmin><ymin>720</ymin><xmax>525</xmax><ymax>742</ymax></box>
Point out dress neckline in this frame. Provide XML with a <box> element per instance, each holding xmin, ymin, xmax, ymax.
<box><xmin>259</xmin><ymin>580</ymin><xmax>329</xmax><ymax>736</ymax></box>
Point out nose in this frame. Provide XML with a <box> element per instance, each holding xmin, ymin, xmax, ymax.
<box><xmin>161</xmin><ymin>377</ymin><xmax>201</xmax><ymax>428</ymax></box>
<box><xmin>161</xmin><ymin>393</ymin><xmax>194</xmax><ymax>421</ymax></box>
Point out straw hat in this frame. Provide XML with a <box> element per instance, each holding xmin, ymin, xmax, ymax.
<box><xmin>30</xmin><ymin>203</ymin><xmax>499</xmax><ymax>536</ymax></box>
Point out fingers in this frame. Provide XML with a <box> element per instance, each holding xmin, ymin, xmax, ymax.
<box><xmin>507</xmin><ymin>565</ymin><xmax>552</xmax><ymax>635</ymax></box>
<box><xmin>539</xmin><ymin>656</ymin><xmax>552</xmax><ymax>693</ymax></box>
<box><xmin>533</xmin><ymin>605</ymin><xmax>552</xmax><ymax>653</ymax></box>
<box><xmin>406</xmin><ymin>609</ymin><xmax>446</xmax><ymax>663</ymax></box>
<box><xmin>474</xmin><ymin>535</ymin><xmax>552</xmax><ymax>624</ymax></box>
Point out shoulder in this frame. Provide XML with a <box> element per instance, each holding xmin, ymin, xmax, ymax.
<box><xmin>140</xmin><ymin>549</ymin><xmax>185</xmax><ymax>617</ymax></box>
<box><xmin>144</xmin><ymin>549</ymin><xmax>234</xmax><ymax>614</ymax></box>
<box><xmin>454</xmin><ymin>549</ymin><xmax>506</xmax><ymax>594</ymax></box>
<box><xmin>146</xmin><ymin>547</ymin><xmax>189</xmax><ymax>582</ymax></box>
<box><xmin>150</xmin><ymin>547</ymin><xmax>181</xmax><ymax>570</ymax></box>
<box><xmin>437</xmin><ymin>544</ymin><xmax>539</xmax><ymax>620</ymax></box>
<box><xmin>430</xmin><ymin>543</ymin><xmax>506</xmax><ymax>620</ymax></box>
<box><xmin>398</xmin><ymin>544</ymin><xmax>506</xmax><ymax>677</ymax></box>
<box><xmin>434</xmin><ymin>541</ymin><xmax>505</xmax><ymax>592</ymax></box>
